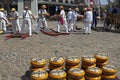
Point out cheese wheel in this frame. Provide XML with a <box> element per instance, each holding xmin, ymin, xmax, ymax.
<box><xmin>68</xmin><ymin>68</ymin><xmax>85</xmax><ymax>79</ymax></box>
<box><xmin>95</xmin><ymin>53</ymin><xmax>108</xmax><ymax>63</ymax></box>
<box><xmin>0</xmin><ymin>30</ymin><xmax>3</xmax><ymax>34</ymax></box>
<box><xmin>82</xmin><ymin>56</ymin><xmax>96</xmax><ymax>66</ymax></box>
<box><xmin>81</xmin><ymin>63</ymin><xmax>96</xmax><ymax>70</ymax></box>
<box><xmin>96</xmin><ymin>60</ymin><xmax>108</xmax><ymax>68</ymax></box>
<box><xmin>68</xmin><ymin>77</ymin><xmax>85</xmax><ymax>80</ymax></box>
<box><xmin>101</xmin><ymin>74</ymin><xmax>116</xmax><ymax>80</ymax></box>
<box><xmin>49</xmin><ymin>69</ymin><xmax>66</xmax><ymax>79</ymax></box>
<box><xmin>31</xmin><ymin>69</ymin><xmax>48</xmax><ymax>80</ymax></box>
<box><xmin>66</xmin><ymin>56</ymin><xmax>80</xmax><ymax>66</ymax></box>
<box><xmin>86</xmin><ymin>67</ymin><xmax>102</xmax><ymax>77</ymax></box>
<box><xmin>102</xmin><ymin>65</ymin><xmax>117</xmax><ymax>75</ymax></box>
<box><xmin>66</xmin><ymin>63</ymin><xmax>80</xmax><ymax>70</ymax></box>
<box><xmin>30</xmin><ymin>58</ymin><xmax>46</xmax><ymax>68</ymax></box>
<box><xmin>49</xmin><ymin>57</ymin><xmax>64</xmax><ymax>67</ymax></box>
<box><xmin>49</xmin><ymin>65</ymin><xmax>64</xmax><ymax>70</ymax></box>
<box><xmin>30</xmin><ymin>66</ymin><xmax>46</xmax><ymax>72</ymax></box>
<box><xmin>85</xmin><ymin>75</ymin><xmax>101</xmax><ymax>80</ymax></box>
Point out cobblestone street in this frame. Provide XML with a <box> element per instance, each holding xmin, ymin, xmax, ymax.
<box><xmin>0</xmin><ymin>21</ymin><xmax>120</xmax><ymax>80</ymax></box>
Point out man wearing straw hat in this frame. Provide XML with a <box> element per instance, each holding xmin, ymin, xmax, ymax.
<box><xmin>72</xmin><ymin>7</ymin><xmax>80</xmax><ymax>32</ymax></box>
<box><xmin>56</xmin><ymin>6</ymin><xmax>69</xmax><ymax>33</ymax></box>
<box><xmin>20</xmin><ymin>6</ymin><xmax>36</xmax><ymax>37</ymax></box>
<box><xmin>0</xmin><ymin>8</ymin><xmax>7</xmax><ymax>32</ymax></box>
<box><xmin>9</xmin><ymin>8</ymin><xmax>21</xmax><ymax>33</ymax></box>
<box><xmin>67</xmin><ymin>8</ymin><xmax>73</xmax><ymax>32</ymax></box>
<box><xmin>84</xmin><ymin>7</ymin><xmax>93</xmax><ymax>34</ymax></box>
<box><xmin>35</xmin><ymin>4</ymin><xmax>49</xmax><ymax>34</ymax></box>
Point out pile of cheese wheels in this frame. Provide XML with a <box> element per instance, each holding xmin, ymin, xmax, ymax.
<box><xmin>65</xmin><ymin>56</ymin><xmax>81</xmax><ymax>71</ymax></box>
<box><xmin>81</xmin><ymin>56</ymin><xmax>96</xmax><ymax>70</ymax></box>
<box><xmin>95</xmin><ymin>53</ymin><xmax>109</xmax><ymax>68</ymax></box>
<box><xmin>101</xmin><ymin>65</ymin><xmax>117</xmax><ymax>80</ymax></box>
<box><xmin>49</xmin><ymin>57</ymin><xmax>64</xmax><ymax>70</ymax></box>
<box><xmin>30</xmin><ymin>53</ymin><xmax>117</xmax><ymax>80</ymax></box>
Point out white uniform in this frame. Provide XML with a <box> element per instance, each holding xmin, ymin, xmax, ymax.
<box><xmin>84</xmin><ymin>10</ymin><xmax>93</xmax><ymax>34</ymax></box>
<box><xmin>57</xmin><ymin>9</ymin><xmax>68</xmax><ymax>33</ymax></box>
<box><xmin>0</xmin><ymin>11</ymin><xmax>7</xmax><ymax>31</ymax></box>
<box><xmin>72</xmin><ymin>11</ymin><xmax>79</xmax><ymax>31</ymax></box>
<box><xmin>67</xmin><ymin>10</ymin><xmax>73</xmax><ymax>31</ymax></box>
<box><xmin>36</xmin><ymin>9</ymin><xmax>48</xmax><ymax>33</ymax></box>
<box><xmin>10</xmin><ymin>11</ymin><xmax>21</xmax><ymax>33</ymax></box>
<box><xmin>21</xmin><ymin>10</ymin><xmax>32</xmax><ymax>36</ymax></box>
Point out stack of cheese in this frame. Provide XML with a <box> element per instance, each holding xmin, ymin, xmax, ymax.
<box><xmin>95</xmin><ymin>53</ymin><xmax>108</xmax><ymax>68</ymax></box>
<box><xmin>68</xmin><ymin>68</ymin><xmax>85</xmax><ymax>80</ymax></box>
<box><xmin>49</xmin><ymin>69</ymin><xmax>66</xmax><ymax>80</ymax></box>
<box><xmin>81</xmin><ymin>56</ymin><xmax>96</xmax><ymax>70</ymax></box>
<box><xmin>30</xmin><ymin>58</ymin><xmax>46</xmax><ymax>73</ymax></box>
<box><xmin>31</xmin><ymin>69</ymin><xmax>48</xmax><ymax>80</ymax></box>
<box><xmin>85</xmin><ymin>67</ymin><xmax>102</xmax><ymax>80</ymax></box>
<box><xmin>101</xmin><ymin>65</ymin><xmax>117</xmax><ymax>80</ymax></box>
<box><xmin>49</xmin><ymin>57</ymin><xmax>64</xmax><ymax>70</ymax></box>
<box><xmin>65</xmin><ymin>56</ymin><xmax>80</xmax><ymax>71</ymax></box>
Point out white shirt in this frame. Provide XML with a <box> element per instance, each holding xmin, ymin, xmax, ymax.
<box><xmin>23</xmin><ymin>10</ymin><xmax>32</xmax><ymax>18</ymax></box>
<box><xmin>60</xmin><ymin>10</ymin><xmax>66</xmax><ymax>18</ymax></box>
<box><xmin>85</xmin><ymin>11</ymin><xmax>93</xmax><ymax>22</ymax></box>
<box><xmin>38</xmin><ymin>9</ymin><xmax>47</xmax><ymax>18</ymax></box>
<box><xmin>67</xmin><ymin>11</ymin><xmax>73</xmax><ymax>20</ymax></box>
<box><xmin>0</xmin><ymin>11</ymin><xmax>6</xmax><ymax>20</ymax></box>
<box><xmin>10</xmin><ymin>11</ymin><xmax>19</xmax><ymax>19</ymax></box>
<box><xmin>72</xmin><ymin>11</ymin><xmax>79</xmax><ymax>21</ymax></box>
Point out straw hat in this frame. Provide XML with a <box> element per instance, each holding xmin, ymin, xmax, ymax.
<box><xmin>75</xmin><ymin>7</ymin><xmax>79</xmax><ymax>11</ymax></box>
<box><xmin>0</xmin><ymin>8</ymin><xmax>4</xmax><ymax>11</ymax></box>
<box><xmin>11</xmin><ymin>8</ymin><xmax>16</xmax><ymax>11</ymax></box>
<box><xmin>41</xmin><ymin>5</ymin><xmax>47</xmax><ymax>9</ymax></box>
<box><xmin>59</xmin><ymin>6</ymin><xmax>64</xmax><ymax>9</ymax></box>
<box><xmin>69</xmin><ymin>8</ymin><xmax>72</xmax><ymax>11</ymax></box>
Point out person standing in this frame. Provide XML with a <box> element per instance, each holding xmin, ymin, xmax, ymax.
<box><xmin>21</xmin><ymin>6</ymin><xmax>36</xmax><ymax>36</ymax></box>
<box><xmin>72</xmin><ymin>7</ymin><xmax>80</xmax><ymax>32</ymax></box>
<box><xmin>56</xmin><ymin>6</ymin><xmax>69</xmax><ymax>33</ymax></box>
<box><xmin>84</xmin><ymin>7</ymin><xmax>93</xmax><ymax>34</ymax></box>
<box><xmin>35</xmin><ymin>5</ymin><xmax>49</xmax><ymax>34</ymax></box>
<box><xmin>91</xmin><ymin>8</ymin><xmax>99</xmax><ymax>28</ymax></box>
<box><xmin>9</xmin><ymin>8</ymin><xmax>21</xmax><ymax>33</ymax></box>
<box><xmin>67</xmin><ymin>8</ymin><xmax>73</xmax><ymax>32</ymax></box>
<box><xmin>0</xmin><ymin>8</ymin><xmax>7</xmax><ymax>32</ymax></box>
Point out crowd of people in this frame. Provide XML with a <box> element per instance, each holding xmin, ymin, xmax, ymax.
<box><xmin>0</xmin><ymin>5</ymin><xmax>107</xmax><ymax>37</ymax></box>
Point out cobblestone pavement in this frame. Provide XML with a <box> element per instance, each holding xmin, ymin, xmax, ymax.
<box><xmin>0</xmin><ymin>21</ymin><xmax>120</xmax><ymax>80</ymax></box>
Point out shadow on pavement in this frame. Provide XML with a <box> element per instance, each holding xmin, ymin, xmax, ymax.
<box><xmin>21</xmin><ymin>70</ymin><xmax>30</xmax><ymax>80</ymax></box>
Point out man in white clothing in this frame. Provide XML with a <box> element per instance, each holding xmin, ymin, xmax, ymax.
<box><xmin>21</xmin><ymin>6</ymin><xmax>36</xmax><ymax>36</ymax></box>
<box><xmin>9</xmin><ymin>8</ymin><xmax>21</xmax><ymax>33</ymax></box>
<box><xmin>56</xmin><ymin>6</ymin><xmax>69</xmax><ymax>33</ymax></box>
<box><xmin>84</xmin><ymin>7</ymin><xmax>93</xmax><ymax>34</ymax></box>
<box><xmin>67</xmin><ymin>8</ymin><xmax>73</xmax><ymax>32</ymax></box>
<box><xmin>0</xmin><ymin>8</ymin><xmax>7</xmax><ymax>32</ymax></box>
<box><xmin>35</xmin><ymin>5</ymin><xmax>49</xmax><ymax>34</ymax></box>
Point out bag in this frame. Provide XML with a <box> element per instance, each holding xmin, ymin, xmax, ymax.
<box><xmin>59</xmin><ymin>17</ymin><xmax>64</xmax><ymax>25</ymax></box>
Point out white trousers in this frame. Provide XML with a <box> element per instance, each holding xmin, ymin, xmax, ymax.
<box><xmin>36</xmin><ymin>18</ymin><xmax>48</xmax><ymax>33</ymax></box>
<box><xmin>57</xmin><ymin>18</ymin><xmax>69</xmax><ymax>33</ymax></box>
<box><xmin>0</xmin><ymin>19</ymin><xmax>6</xmax><ymax>31</ymax></box>
<box><xmin>21</xmin><ymin>18</ymin><xmax>32</xmax><ymax>36</ymax></box>
<box><xmin>11</xmin><ymin>19</ymin><xmax>21</xmax><ymax>32</ymax></box>
<box><xmin>85</xmin><ymin>21</ymin><xmax>92</xmax><ymax>34</ymax></box>
<box><xmin>67</xmin><ymin>19</ymin><xmax>73</xmax><ymax>31</ymax></box>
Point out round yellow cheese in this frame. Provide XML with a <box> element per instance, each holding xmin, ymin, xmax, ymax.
<box><xmin>31</xmin><ymin>69</ymin><xmax>48</xmax><ymax>80</ymax></box>
<box><xmin>82</xmin><ymin>56</ymin><xmax>96</xmax><ymax>66</ymax></box>
<box><xmin>101</xmin><ymin>74</ymin><xmax>116</xmax><ymax>80</ymax></box>
<box><xmin>30</xmin><ymin>58</ymin><xmax>46</xmax><ymax>68</ymax></box>
<box><xmin>85</xmin><ymin>75</ymin><xmax>101</xmax><ymax>80</ymax></box>
<box><xmin>95</xmin><ymin>53</ymin><xmax>108</xmax><ymax>63</ymax></box>
<box><xmin>49</xmin><ymin>69</ymin><xmax>66</xmax><ymax>79</ymax></box>
<box><xmin>49</xmin><ymin>57</ymin><xmax>64</xmax><ymax>67</ymax></box>
<box><xmin>86</xmin><ymin>67</ymin><xmax>102</xmax><ymax>77</ymax></box>
<box><xmin>66</xmin><ymin>56</ymin><xmax>80</xmax><ymax>66</ymax></box>
<box><xmin>68</xmin><ymin>68</ymin><xmax>85</xmax><ymax>79</ymax></box>
<box><xmin>81</xmin><ymin>63</ymin><xmax>96</xmax><ymax>70</ymax></box>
